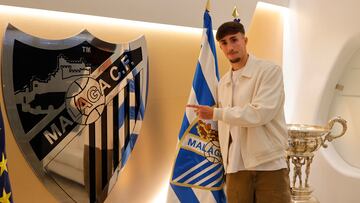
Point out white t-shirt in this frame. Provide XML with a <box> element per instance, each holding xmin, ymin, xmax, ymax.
<box><xmin>226</xmin><ymin>68</ymin><xmax>287</xmax><ymax>173</ymax></box>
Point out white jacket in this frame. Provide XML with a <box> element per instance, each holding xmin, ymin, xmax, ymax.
<box><xmin>213</xmin><ymin>55</ymin><xmax>288</xmax><ymax>170</ymax></box>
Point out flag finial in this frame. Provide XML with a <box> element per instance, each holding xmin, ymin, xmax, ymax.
<box><xmin>206</xmin><ymin>0</ymin><xmax>211</xmax><ymax>11</ymax></box>
<box><xmin>232</xmin><ymin>6</ymin><xmax>241</xmax><ymax>23</ymax></box>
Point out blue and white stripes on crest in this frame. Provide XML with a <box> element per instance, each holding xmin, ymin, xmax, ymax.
<box><xmin>95</xmin><ymin>42</ymin><xmax>149</xmax><ymax>200</ymax></box>
<box><xmin>168</xmin><ymin>10</ymin><xmax>226</xmax><ymax>203</ymax></box>
<box><xmin>117</xmin><ymin>54</ymin><xmax>148</xmax><ymax>168</ymax></box>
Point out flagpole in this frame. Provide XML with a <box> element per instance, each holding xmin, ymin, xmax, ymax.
<box><xmin>232</xmin><ymin>6</ymin><xmax>239</xmax><ymax>18</ymax></box>
<box><xmin>232</xmin><ymin>6</ymin><xmax>241</xmax><ymax>23</ymax></box>
<box><xmin>206</xmin><ymin>0</ymin><xmax>210</xmax><ymax>11</ymax></box>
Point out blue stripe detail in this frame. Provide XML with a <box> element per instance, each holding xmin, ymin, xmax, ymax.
<box><xmin>129</xmin><ymin>106</ymin><xmax>136</xmax><ymax>120</ymax></box>
<box><xmin>135</xmin><ymin>70</ymin><xmax>146</xmax><ymax>120</ymax></box>
<box><xmin>145</xmin><ymin>61</ymin><xmax>149</xmax><ymax>107</ymax></box>
<box><xmin>118</xmin><ymin>104</ymin><xmax>138</xmax><ymax>126</ymax></box>
<box><xmin>121</xmin><ymin>133</ymin><xmax>138</xmax><ymax>167</ymax></box>
<box><xmin>198</xmin><ymin>167</ymin><xmax>224</xmax><ymax>187</ymax></box>
<box><xmin>118</xmin><ymin>102</ymin><xmax>125</xmax><ymax>127</ymax></box>
<box><xmin>192</xmin><ymin>62</ymin><xmax>215</xmax><ymax>106</ymax></box>
<box><xmin>139</xmin><ymin>98</ymin><xmax>145</xmax><ymax>120</ymax></box>
<box><xmin>187</xmin><ymin>164</ymin><xmax>222</xmax><ymax>185</ymax></box>
<box><xmin>209</xmin><ymin>175</ymin><xmax>224</xmax><ymax>188</ymax></box>
<box><xmin>204</xmin><ymin>10</ymin><xmax>220</xmax><ymax>80</ymax></box>
<box><xmin>121</xmin><ymin>145</ymin><xmax>131</xmax><ymax>168</ymax></box>
<box><xmin>189</xmin><ymin>123</ymin><xmax>199</xmax><ymax>136</ymax></box>
<box><xmin>177</xmin><ymin>161</ymin><xmax>213</xmax><ymax>183</ymax></box>
<box><xmin>128</xmin><ymin>79</ymin><xmax>135</xmax><ymax>92</ymax></box>
<box><xmin>136</xmin><ymin>73</ymin><xmax>145</xmax><ymax>120</ymax></box>
<box><xmin>130</xmin><ymin>133</ymin><xmax>138</xmax><ymax>149</ymax></box>
<box><xmin>172</xmin><ymin>149</ymin><xmax>207</xmax><ymax>180</ymax></box>
<box><xmin>178</xmin><ymin>113</ymin><xmax>190</xmax><ymax>140</ymax></box>
<box><xmin>212</xmin><ymin>190</ymin><xmax>227</xmax><ymax>203</ymax></box>
<box><xmin>171</xmin><ymin>184</ymin><xmax>200</xmax><ymax>203</ymax></box>
<box><xmin>131</xmin><ymin>69</ymin><xmax>138</xmax><ymax>82</ymax></box>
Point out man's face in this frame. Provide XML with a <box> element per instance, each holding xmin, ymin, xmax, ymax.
<box><xmin>218</xmin><ymin>32</ymin><xmax>248</xmax><ymax>64</ymax></box>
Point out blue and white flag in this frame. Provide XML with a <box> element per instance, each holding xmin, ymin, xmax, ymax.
<box><xmin>0</xmin><ymin>109</ymin><xmax>13</xmax><ymax>203</ymax></box>
<box><xmin>168</xmin><ymin>8</ymin><xmax>226</xmax><ymax>203</ymax></box>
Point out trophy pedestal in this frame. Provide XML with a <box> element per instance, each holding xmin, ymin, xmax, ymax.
<box><xmin>291</xmin><ymin>197</ymin><xmax>319</xmax><ymax>203</ymax></box>
<box><xmin>290</xmin><ymin>187</ymin><xmax>319</xmax><ymax>203</ymax></box>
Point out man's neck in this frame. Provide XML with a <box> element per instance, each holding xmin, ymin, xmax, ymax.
<box><xmin>231</xmin><ymin>54</ymin><xmax>249</xmax><ymax>71</ymax></box>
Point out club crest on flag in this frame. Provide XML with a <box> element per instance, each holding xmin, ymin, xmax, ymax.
<box><xmin>171</xmin><ymin>119</ymin><xmax>224</xmax><ymax>190</ymax></box>
<box><xmin>181</xmin><ymin>120</ymin><xmax>222</xmax><ymax>165</ymax></box>
<box><xmin>1</xmin><ymin>24</ymin><xmax>149</xmax><ymax>203</ymax></box>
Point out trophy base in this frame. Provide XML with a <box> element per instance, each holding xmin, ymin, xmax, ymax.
<box><xmin>291</xmin><ymin>196</ymin><xmax>319</xmax><ymax>203</ymax></box>
<box><xmin>291</xmin><ymin>187</ymin><xmax>319</xmax><ymax>203</ymax></box>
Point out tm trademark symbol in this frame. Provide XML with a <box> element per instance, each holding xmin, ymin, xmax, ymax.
<box><xmin>82</xmin><ymin>46</ymin><xmax>91</xmax><ymax>53</ymax></box>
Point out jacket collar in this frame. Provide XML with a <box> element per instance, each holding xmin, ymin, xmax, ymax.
<box><xmin>224</xmin><ymin>54</ymin><xmax>256</xmax><ymax>85</ymax></box>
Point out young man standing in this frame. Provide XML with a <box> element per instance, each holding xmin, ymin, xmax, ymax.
<box><xmin>188</xmin><ymin>21</ymin><xmax>291</xmax><ymax>203</ymax></box>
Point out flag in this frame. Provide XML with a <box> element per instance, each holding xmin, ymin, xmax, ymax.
<box><xmin>0</xmin><ymin>109</ymin><xmax>13</xmax><ymax>203</ymax></box>
<box><xmin>167</xmin><ymin>7</ymin><xmax>226</xmax><ymax>203</ymax></box>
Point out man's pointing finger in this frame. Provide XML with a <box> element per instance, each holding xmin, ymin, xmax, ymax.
<box><xmin>186</xmin><ymin>104</ymin><xmax>201</xmax><ymax>109</ymax></box>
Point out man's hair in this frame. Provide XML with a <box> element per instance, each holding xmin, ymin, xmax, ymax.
<box><xmin>216</xmin><ymin>21</ymin><xmax>245</xmax><ymax>41</ymax></box>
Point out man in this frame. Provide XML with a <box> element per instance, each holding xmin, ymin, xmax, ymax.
<box><xmin>187</xmin><ymin>21</ymin><xmax>291</xmax><ymax>203</ymax></box>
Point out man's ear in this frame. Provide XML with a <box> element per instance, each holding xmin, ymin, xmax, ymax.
<box><xmin>245</xmin><ymin>37</ymin><xmax>248</xmax><ymax>45</ymax></box>
<box><xmin>219</xmin><ymin>43</ymin><xmax>224</xmax><ymax>50</ymax></box>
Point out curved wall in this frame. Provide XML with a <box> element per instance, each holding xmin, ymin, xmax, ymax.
<box><xmin>328</xmin><ymin>48</ymin><xmax>360</xmax><ymax>169</ymax></box>
<box><xmin>284</xmin><ymin>0</ymin><xmax>360</xmax><ymax>202</ymax></box>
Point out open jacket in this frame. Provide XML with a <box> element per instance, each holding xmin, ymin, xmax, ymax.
<box><xmin>213</xmin><ymin>55</ymin><xmax>288</xmax><ymax>171</ymax></box>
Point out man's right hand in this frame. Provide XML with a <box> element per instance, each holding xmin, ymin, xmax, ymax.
<box><xmin>186</xmin><ymin>104</ymin><xmax>214</xmax><ymax>120</ymax></box>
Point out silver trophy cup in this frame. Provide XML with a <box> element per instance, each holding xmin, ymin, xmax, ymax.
<box><xmin>286</xmin><ymin>116</ymin><xmax>347</xmax><ymax>203</ymax></box>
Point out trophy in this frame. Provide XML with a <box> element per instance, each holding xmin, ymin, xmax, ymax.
<box><xmin>286</xmin><ymin>116</ymin><xmax>347</xmax><ymax>203</ymax></box>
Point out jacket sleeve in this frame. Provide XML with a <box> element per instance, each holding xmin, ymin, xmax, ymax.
<box><xmin>213</xmin><ymin>65</ymin><xmax>284</xmax><ymax>127</ymax></box>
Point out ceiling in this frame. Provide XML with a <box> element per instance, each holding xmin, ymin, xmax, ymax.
<box><xmin>0</xmin><ymin>0</ymin><xmax>288</xmax><ymax>30</ymax></box>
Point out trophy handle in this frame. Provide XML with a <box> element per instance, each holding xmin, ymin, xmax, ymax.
<box><xmin>322</xmin><ymin>116</ymin><xmax>347</xmax><ymax>148</ymax></box>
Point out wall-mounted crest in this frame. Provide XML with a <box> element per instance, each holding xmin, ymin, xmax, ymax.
<box><xmin>1</xmin><ymin>24</ymin><xmax>149</xmax><ymax>203</ymax></box>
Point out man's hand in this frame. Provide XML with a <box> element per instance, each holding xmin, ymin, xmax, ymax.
<box><xmin>186</xmin><ymin>104</ymin><xmax>214</xmax><ymax>120</ymax></box>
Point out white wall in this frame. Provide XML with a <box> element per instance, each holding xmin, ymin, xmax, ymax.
<box><xmin>284</xmin><ymin>0</ymin><xmax>360</xmax><ymax>202</ymax></box>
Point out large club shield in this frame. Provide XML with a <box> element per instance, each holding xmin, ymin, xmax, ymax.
<box><xmin>1</xmin><ymin>24</ymin><xmax>149</xmax><ymax>203</ymax></box>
